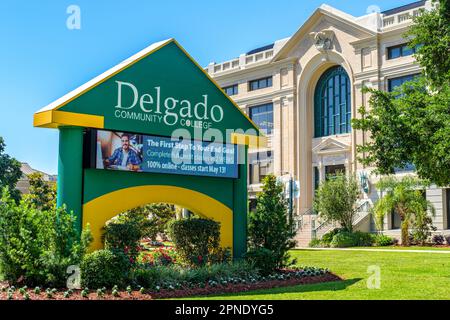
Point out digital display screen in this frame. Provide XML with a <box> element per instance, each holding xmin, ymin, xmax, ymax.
<box><xmin>95</xmin><ymin>130</ymin><xmax>238</xmax><ymax>178</ymax></box>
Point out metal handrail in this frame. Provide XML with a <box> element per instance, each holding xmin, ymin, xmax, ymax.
<box><xmin>311</xmin><ymin>199</ymin><xmax>372</xmax><ymax>239</ymax></box>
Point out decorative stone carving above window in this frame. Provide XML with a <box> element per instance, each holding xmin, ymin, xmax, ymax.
<box><xmin>309</xmin><ymin>29</ymin><xmax>335</xmax><ymax>52</ymax></box>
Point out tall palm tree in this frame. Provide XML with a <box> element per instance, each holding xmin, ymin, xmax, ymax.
<box><xmin>373</xmin><ymin>176</ymin><xmax>435</xmax><ymax>246</ymax></box>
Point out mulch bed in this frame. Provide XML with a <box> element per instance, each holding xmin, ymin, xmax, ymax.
<box><xmin>0</xmin><ymin>273</ymin><xmax>341</xmax><ymax>300</ymax></box>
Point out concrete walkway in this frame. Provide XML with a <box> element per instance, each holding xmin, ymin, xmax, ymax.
<box><xmin>296</xmin><ymin>247</ymin><xmax>450</xmax><ymax>254</ymax></box>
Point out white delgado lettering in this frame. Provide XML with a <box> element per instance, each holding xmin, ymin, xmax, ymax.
<box><xmin>114</xmin><ymin>81</ymin><xmax>224</xmax><ymax>126</ymax></box>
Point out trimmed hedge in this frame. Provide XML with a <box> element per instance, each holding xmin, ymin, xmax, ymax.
<box><xmin>167</xmin><ymin>218</ymin><xmax>225</xmax><ymax>266</ymax></box>
<box><xmin>80</xmin><ymin>249</ymin><xmax>131</xmax><ymax>289</ymax></box>
<box><xmin>373</xmin><ymin>234</ymin><xmax>394</xmax><ymax>246</ymax></box>
<box><xmin>244</xmin><ymin>248</ymin><xmax>278</xmax><ymax>276</ymax></box>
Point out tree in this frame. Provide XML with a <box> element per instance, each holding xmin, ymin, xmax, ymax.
<box><xmin>352</xmin><ymin>1</ymin><xmax>450</xmax><ymax>186</ymax></box>
<box><xmin>373</xmin><ymin>176</ymin><xmax>435</xmax><ymax>246</ymax></box>
<box><xmin>248</xmin><ymin>174</ymin><xmax>296</xmax><ymax>269</ymax></box>
<box><xmin>0</xmin><ymin>136</ymin><xmax>22</xmax><ymax>202</ymax></box>
<box><xmin>24</xmin><ymin>172</ymin><xmax>56</xmax><ymax>211</ymax></box>
<box><xmin>313</xmin><ymin>173</ymin><xmax>360</xmax><ymax>233</ymax></box>
<box><xmin>119</xmin><ymin>203</ymin><xmax>176</xmax><ymax>241</ymax></box>
<box><xmin>407</xmin><ymin>0</ymin><xmax>450</xmax><ymax>89</ymax></box>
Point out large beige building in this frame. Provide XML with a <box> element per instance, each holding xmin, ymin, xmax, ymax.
<box><xmin>207</xmin><ymin>0</ymin><xmax>449</xmax><ymax>246</ymax></box>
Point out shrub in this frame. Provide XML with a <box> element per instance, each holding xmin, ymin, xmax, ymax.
<box><xmin>321</xmin><ymin>228</ymin><xmax>344</xmax><ymax>245</ymax></box>
<box><xmin>80</xmin><ymin>249</ymin><xmax>130</xmax><ymax>289</ymax></box>
<box><xmin>244</xmin><ymin>248</ymin><xmax>278</xmax><ymax>276</ymax></box>
<box><xmin>323</xmin><ymin>230</ymin><xmax>374</xmax><ymax>248</ymax></box>
<box><xmin>432</xmin><ymin>234</ymin><xmax>445</xmax><ymax>245</ymax></box>
<box><xmin>411</xmin><ymin>215</ymin><xmax>436</xmax><ymax>245</ymax></box>
<box><xmin>102</xmin><ymin>219</ymin><xmax>142</xmax><ymax>255</ymax></box>
<box><xmin>373</xmin><ymin>234</ymin><xmax>394</xmax><ymax>246</ymax></box>
<box><xmin>167</xmin><ymin>218</ymin><xmax>222</xmax><ymax>267</ymax></box>
<box><xmin>248</xmin><ymin>175</ymin><xmax>296</xmax><ymax>270</ymax></box>
<box><xmin>132</xmin><ymin>261</ymin><xmax>257</xmax><ymax>289</ymax></box>
<box><xmin>352</xmin><ymin>231</ymin><xmax>374</xmax><ymax>246</ymax></box>
<box><xmin>308</xmin><ymin>239</ymin><xmax>322</xmax><ymax>248</ymax></box>
<box><xmin>330</xmin><ymin>231</ymin><xmax>357</xmax><ymax>248</ymax></box>
<box><xmin>0</xmin><ymin>188</ymin><xmax>92</xmax><ymax>287</ymax></box>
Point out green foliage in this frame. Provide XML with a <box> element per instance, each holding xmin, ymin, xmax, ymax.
<box><xmin>407</xmin><ymin>0</ymin><xmax>450</xmax><ymax>89</ymax></box>
<box><xmin>411</xmin><ymin>215</ymin><xmax>436</xmax><ymax>245</ymax></box>
<box><xmin>373</xmin><ymin>176</ymin><xmax>435</xmax><ymax>246</ymax></box>
<box><xmin>80</xmin><ymin>249</ymin><xmax>130</xmax><ymax>289</ymax></box>
<box><xmin>0</xmin><ymin>188</ymin><xmax>92</xmax><ymax>287</ymax></box>
<box><xmin>103</xmin><ymin>203</ymin><xmax>176</xmax><ymax>256</ymax></box>
<box><xmin>352</xmin><ymin>2</ymin><xmax>450</xmax><ymax>186</ymax></box>
<box><xmin>102</xmin><ymin>218</ymin><xmax>142</xmax><ymax>256</ymax></box>
<box><xmin>321</xmin><ymin>228</ymin><xmax>344</xmax><ymax>245</ymax></box>
<box><xmin>373</xmin><ymin>234</ymin><xmax>394</xmax><ymax>247</ymax></box>
<box><xmin>132</xmin><ymin>261</ymin><xmax>257</xmax><ymax>289</ymax></box>
<box><xmin>308</xmin><ymin>239</ymin><xmax>322</xmax><ymax>248</ymax></box>
<box><xmin>23</xmin><ymin>172</ymin><xmax>56</xmax><ymax>211</ymax></box>
<box><xmin>330</xmin><ymin>231</ymin><xmax>357</xmax><ymax>248</ymax></box>
<box><xmin>244</xmin><ymin>248</ymin><xmax>277</xmax><ymax>276</ymax></box>
<box><xmin>313</xmin><ymin>173</ymin><xmax>360</xmax><ymax>232</ymax></box>
<box><xmin>167</xmin><ymin>218</ymin><xmax>224</xmax><ymax>267</ymax></box>
<box><xmin>121</xmin><ymin>203</ymin><xmax>175</xmax><ymax>241</ymax></box>
<box><xmin>0</xmin><ymin>137</ymin><xmax>22</xmax><ymax>203</ymax></box>
<box><xmin>351</xmin><ymin>231</ymin><xmax>375</xmax><ymax>247</ymax></box>
<box><xmin>323</xmin><ymin>230</ymin><xmax>375</xmax><ymax>248</ymax></box>
<box><xmin>248</xmin><ymin>175</ymin><xmax>296</xmax><ymax>270</ymax></box>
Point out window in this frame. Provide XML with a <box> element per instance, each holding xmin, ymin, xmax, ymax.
<box><xmin>314</xmin><ymin>167</ymin><xmax>320</xmax><ymax>191</ymax></box>
<box><xmin>223</xmin><ymin>84</ymin><xmax>238</xmax><ymax>96</ymax></box>
<box><xmin>388</xmin><ymin>74</ymin><xmax>420</xmax><ymax>92</ymax></box>
<box><xmin>387</xmin><ymin>43</ymin><xmax>421</xmax><ymax>60</ymax></box>
<box><xmin>249</xmin><ymin>198</ymin><xmax>258</xmax><ymax>212</ymax></box>
<box><xmin>394</xmin><ymin>162</ymin><xmax>416</xmax><ymax>173</ymax></box>
<box><xmin>249</xmin><ymin>76</ymin><xmax>272</xmax><ymax>91</ymax></box>
<box><xmin>249</xmin><ymin>103</ymin><xmax>273</xmax><ymax>135</ymax></box>
<box><xmin>325</xmin><ymin>164</ymin><xmax>346</xmax><ymax>179</ymax></box>
<box><xmin>249</xmin><ymin>151</ymin><xmax>273</xmax><ymax>185</ymax></box>
<box><xmin>391</xmin><ymin>210</ymin><xmax>402</xmax><ymax>230</ymax></box>
<box><xmin>314</xmin><ymin>66</ymin><xmax>351</xmax><ymax>137</ymax></box>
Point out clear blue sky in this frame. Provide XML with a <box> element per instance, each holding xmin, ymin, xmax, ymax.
<box><xmin>0</xmin><ymin>0</ymin><xmax>413</xmax><ymax>174</ymax></box>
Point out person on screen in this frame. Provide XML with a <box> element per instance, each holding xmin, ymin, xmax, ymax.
<box><xmin>104</xmin><ymin>133</ymin><xmax>142</xmax><ymax>171</ymax></box>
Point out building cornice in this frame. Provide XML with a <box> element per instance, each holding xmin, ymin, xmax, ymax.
<box><xmin>234</xmin><ymin>87</ymin><xmax>296</xmax><ymax>106</ymax></box>
<box><xmin>211</xmin><ymin>58</ymin><xmax>296</xmax><ymax>81</ymax></box>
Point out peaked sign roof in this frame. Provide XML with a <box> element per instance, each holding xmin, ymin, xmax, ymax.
<box><xmin>34</xmin><ymin>39</ymin><xmax>264</xmax><ymax>147</ymax></box>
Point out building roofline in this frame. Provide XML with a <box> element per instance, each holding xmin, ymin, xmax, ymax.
<box><xmin>382</xmin><ymin>0</ymin><xmax>426</xmax><ymax>16</ymax></box>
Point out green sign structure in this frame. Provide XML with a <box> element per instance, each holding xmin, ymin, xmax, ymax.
<box><xmin>34</xmin><ymin>39</ymin><xmax>264</xmax><ymax>258</ymax></box>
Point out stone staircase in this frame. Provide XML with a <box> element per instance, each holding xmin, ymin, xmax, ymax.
<box><xmin>292</xmin><ymin>209</ymin><xmax>314</xmax><ymax>247</ymax></box>
<box><xmin>294</xmin><ymin>199</ymin><xmax>372</xmax><ymax>247</ymax></box>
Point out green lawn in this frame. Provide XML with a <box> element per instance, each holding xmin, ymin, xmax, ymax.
<box><xmin>186</xmin><ymin>249</ymin><xmax>450</xmax><ymax>300</ymax></box>
<box><xmin>357</xmin><ymin>246</ymin><xmax>450</xmax><ymax>251</ymax></box>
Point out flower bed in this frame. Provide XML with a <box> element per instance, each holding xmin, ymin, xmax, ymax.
<box><xmin>0</xmin><ymin>268</ymin><xmax>341</xmax><ymax>300</ymax></box>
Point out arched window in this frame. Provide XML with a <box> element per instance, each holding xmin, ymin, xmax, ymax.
<box><xmin>314</xmin><ymin>66</ymin><xmax>351</xmax><ymax>137</ymax></box>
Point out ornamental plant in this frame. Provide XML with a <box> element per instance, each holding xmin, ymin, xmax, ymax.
<box><xmin>313</xmin><ymin>173</ymin><xmax>360</xmax><ymax>233</ymax></box>
<box><xmin>0</xmin><ymin>188</ymin><xmax>92</xmax><ymax>287</ymax></box>
<box><xmin>167</xmin><ymin>218</ymin><xmax>223</xmax><ymax>267</ymax></box>
<box><xmin>80</xmin><ymin>249</ymin><xmax>131</xmax><ymax>289</ymax></box>
<box><xmin>247</xmin><ymin>175</ymin><xmax>296</xmax><ymax>270</ymax></box>
<box><xmin>374</xmin><ymin>176</ymin><xmax>435</xmax><ymax>246</ymax></box>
